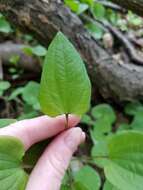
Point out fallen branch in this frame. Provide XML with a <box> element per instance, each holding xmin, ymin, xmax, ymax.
<box><xmin>0</xmin><ymin>42</ymin><xmax>41</xmax><ymax>73</ymax></box>
<box><xmin>95</xmin><ymin>0</ymin><xmax>126</xmax><ymax>12</ymax></box>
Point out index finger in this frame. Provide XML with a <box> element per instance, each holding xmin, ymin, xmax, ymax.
<box><xmin>0</xmin><ymin>115</ymin><xmax>80</xmax><ymax>150</ymax></box>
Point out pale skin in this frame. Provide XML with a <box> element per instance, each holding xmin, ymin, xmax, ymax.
<box><xmin>0</xmin><ymin>115</ymin><xmax>85</xmax><ymax>190</ymax></box>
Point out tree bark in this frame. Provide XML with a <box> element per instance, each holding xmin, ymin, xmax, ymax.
<box><xmin>111</xmin><ymin>0</ymin><xmax>143</xmax><ymax>17</ymax></box>
<box><xmin>1</xmin><ymin>0</ymin><xmax>143</xmax><ymax>102</ymax></box>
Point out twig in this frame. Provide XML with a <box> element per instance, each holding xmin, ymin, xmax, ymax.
<box><xmin>83</xmin><ymin>14</ymin><xmax>143</xmax><ymax>65</ymax></box>
<box><xmin>102</xmin><ymin>21</ymin><xmax>143</xmax><ymax>65</ymax></box>
<box><xmin>94</xmin><ymin>0</ymin><xmax>126</xmax><ymax>12</ymax></box>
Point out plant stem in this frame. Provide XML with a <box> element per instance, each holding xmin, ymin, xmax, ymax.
<box><xmin>65</xmin><ymin>113</ymin><xmax>69</xmax><ymax>128</ymax></box>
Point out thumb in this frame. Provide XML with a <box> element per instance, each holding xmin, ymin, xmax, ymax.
<box><xmin>26</xmin><ymin>127</ymin><xmax>85</xmax><ymax>190</ymax></box>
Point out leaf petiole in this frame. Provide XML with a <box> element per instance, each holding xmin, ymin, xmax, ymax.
<box><xmin>65</xmin><ymin>113</ymin><xmax>69</xmax><ymax>128</ymax></box>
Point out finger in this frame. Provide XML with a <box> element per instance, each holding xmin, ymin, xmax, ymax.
<box><xmin>26</xmin><ymin>127</ymin><xmax>85</xmax><ymax>190</ymax></box>
<box><xmin>0</xmin><ymin>115</ymin><xmax>80</xmax><ymax>150</ymax></box>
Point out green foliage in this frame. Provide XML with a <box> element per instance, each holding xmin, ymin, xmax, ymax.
<box><xmin>0</xmin><ymin>119</ymin><xmax>17</xmax><ymax>128</ymax></box>
<box><xmin>22</xmin><ymin>45</ymin><xmax>47</xmax><ymax>57</ymax></box>
<box><xmin>82</xmin><ymin>104</ymin><xmax>116</xmax><ymax>141</ymax></box>
<box><xmin>80</xmin><ymin>0</ymin><xmax>93</xmax><ymax>6</ymax></box>
<box><xmin>91</xmin><ymin>104</ymin><xmax>116</xmax><ymax>123</ymax></box>
<box><xmin>9</xmin><ymin>81</ymin><xmax>40</xmax><ymax>111</ymax></box>
<box><xmin>31</xmin><ymin>45</ymin><xmax>47</xmax><ymax>57</ymax></box>
<box><xmin>81</xmin><ymin>101</ymin><xmax>143</xmax><ymax>190</ymax></box>
<box><xmin>64</xmin><ymin>0</ymin><xmax>89</xmax><ymax>15</ymax></box>
<box><xmin>105</xmin><ymin>132</ymin><xmax>143</xmax><ymax>190</ymax></box>
<box><xmin>22</xmin><ymin>81</ymin><xmax>40</xmax><ymax>110</ymax></box>
<box><xmin>39</xmin><ymin>32</ymin><xmax>91</xmax><ymax>117</ymax></box>
<box><xmin>61</xmin><ymin>165</ymin><xmax>101</xmax><ymax>190</ymax></box>
<box><xmin>106</xmin><ymin>9</ymin><xmax>119</xmax><ymax>26</ymax></box>
<box><xmin>86</xmin><ymin>23</ymin><xmax>103</xmax><ymax>40</ymax></box>
<box><xmin>125</xmin><ymin>101</ymin><xmax>143</xmax><ymax>116</ymax></box>
<box><xmin>0</xmin><ymin>81</ymin><xmax>11</xmax><ymax>96</ymax></box>
<box><xmin>127</xmin><ymin>11</ymin><xmax>143</xmax><ymax>27</ymax></box>
<box><xmin>0</xmin><ymin>136</ymin><xmax>28</xmax><ymax>190</ymax></box>
<box><xmin>73</xmin><ymin>165</ymin><xmax>101</xmax><ymax>190</ymax></box>
<box><xmin>8</xmin><ymin>87</ymin><xmax>24</xmax><ymax>101</ymax></box>
<box><xmin>124</xmin><ymin>101</ymin><xmax>143</xmax><ymax>131</ymax></box>
<box><xmin>0</xmin><ymin>13</ymin><xmax>12</xmax><ymax>33</ymax></box>
<box><xmin>64</xmin><ymin>1</ymin><xmax>143</xmax><ymax>40</ymax></box>
<box><xmin>18</xmin><ymin>105</ymin><xmax>39</xmax><ymax>120</ymax></box>
<box><xmin>92</xmin><ymin>131</ymin><xmax>143</xmax><ymax>190</ymax></box>
<box><xmin>81</xmin><ymin>114</ymin><xmax>94</xmax><ymax>125</ymax></box>
<box><xmin>103</xmin><ymin>181</ymin><xmax>118</xmax><ymax>190</ymax></box>
<box><xmin>92</xmin><ymin>2</ymin><xmax>106</xmax><ymax>20</ymax></box>
<box><xmin>91</xmin><ymin>141</ymin><xmax>108</xmax><ymax>168</ymax></box>
<box><xmin>9</xmin><ymin>55</ymin><xmax>20</xmax><ymax>65</ymax></box>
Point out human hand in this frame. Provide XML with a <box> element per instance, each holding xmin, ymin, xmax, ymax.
<box><xmin>0</xmin><ymin>115</ymin><xmax>85</xmax><ymax>190</ymax></box>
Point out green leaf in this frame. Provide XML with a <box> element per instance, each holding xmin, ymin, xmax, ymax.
<box><xmin>0</xmin><ymin>136</ymin><xmax>28</xmax><ymax>190</ymax></box>
<box><xmin>86</xmin><ymin>23</ymin><xmax>103</xmax><ymax>40</ymax></box>
<box><xmin>73</xmin><ymin>165</ymin><xmax>101</xmax><ymax>190</ymax></box>
<box><xmin>8</xmin><ymin>87</ymin><xmax>24</xmax><ymax>101</ymax></box>
<box><xmin>91</xmin><ymin>141</ymin><xmax>109</xmax><ymax>168</ymax></box>
<box><xmin>91</xmin><ymin>104</ymin><xmax>116</xmax><ymax>124</ymax></box>
<box><xmin>9</xmin><ymin>55</ymin><xmax>20</xmax><ymax>65</ymax></box>
<box><xmin>0</xmin><ymin>13</ymin><xmax>3</xmax><ymax>18</ymax></box>
<box><xmin>31</xmin><ymin>45</ymin><xmax>47</xmax><ymax>57</ymax></box>
<box><xmin>95</xmin><ymin>131</ymin><xmax>143</xmax><ymax>190</ymax></box>
<box><xmin>118</xmin><ymin>123</ymin><xmax>131</xmax><ymax>132</ymax></box>
<box><xmin>91</xmin><ymin>117</ymin><xmax>113</xmax><ymax>141</ymax></box>
<box><xmin>22</xmin><ymin>47</ymin><xmax>33</xmax><ymax>56</ymax></box>
<box><xmin>125</xmin><ymin>101</ymin><xmax>143</xmax><ymax>116</ymax></box>
<box><xmin>81</xmin><ymin>114</ymin><xmax>93</xmax><ymax>125</ymax></box>
<box><xmin>61</xmin><ymin>185</ymin><xmax>69</xmax><ymax>190</ymax></box>
<box><xmin>103</xmin><ymin>180</ymin><xmax>119</xmax><ymax>190</ymax></box>
<box><xmin>106</xmin><ymin>10</ymin><xmax>118</xmax><ymax>25</ymax></box>
<box><xmin>93</xmin><ymin>3</ymin><xmax>106</xmax><ymax>20</ymax></box>
<box><xmin>80</xmin><ymin>0</ymin><xmax>94</xmax><ymax>6</ymax></box>
<box><xmin>127</xmin><ymin>11</ymin><xmax>143</xmax><ymax>27</ymax></box>
<box><xmin>0</xmin><ymin>81</ymin><xmax>11</xmax><ymax>91</ymax></box>
<box><xmin>73</xmin><ymin>182</ymin><xmax>88</xmax><ymax>190</ymax></box>
<box><xmin>39</xmin><ymin>32</ymin><xmax>91</xmax><ymax>117</ymax></box>
<box><xmin>17</xmin><ymin>103</ymin><xmax>39</xmax><ymax>120</ymax></box>
<box><xmin>61</xmin><ymin>173</ymin><xmax>70</xmax><ymax>190</ymax></box>
<box><xmin>0</xmin><ymin>18</ymin><xmax>12</xmax><ymax>33</ymax></box>
<box><xmin>22</xmin><ymin>45</ymin><xmax>47</xmax><ymax>57</ymax></box>
<box><xmin>130</xmin><ymin>112</ymin><xmax>143</xmax><ymax>131</ymax></box>
<box><xmin>0</xmin><ymin>81</ymin><xmax>11</xmax><ymax>96</ymax></box>
<box><xmin>0</xmin><ymin>119</ymin><xmax>17</xmax><ymax>128</ymax></box>
<box><xmin>65</xmin><ymin>0</ymin><xmax>88</xmax><ymax>15</ymax></box>
<box><xmin>22</xmin><ymin>81</ymin><xmax>40</xmax><ymax>110</ymax></box>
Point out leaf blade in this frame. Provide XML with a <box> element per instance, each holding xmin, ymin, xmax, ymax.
<box><xmin>0</xmin><ymin>136</ymin><xmax>28</xmax><ymax>190</ymax></box>
<box><xmin>39</xmin><ymin>32</ymin><xmax>91</xmax><ymax>117</ymax></box>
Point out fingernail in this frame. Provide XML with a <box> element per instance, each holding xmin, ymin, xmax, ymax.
<box><xmin>65</xmin><ymin>128</ymin><xmax>84</xmax><ymax>151</ymax></box>
<box><xmin>81</xmin><ymin>132</ymin><xmax>86</xmax><ymax>143</ymax></box>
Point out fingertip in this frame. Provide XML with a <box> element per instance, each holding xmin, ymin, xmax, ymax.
<box><xmin>64</xmin><ymin>127</ymin><xmax>84</xmax><ymax>151</ymax></box>
<box><xmin>68</xmin><ymin>114</ymin><xmax>81</xmax><ymax>127</ymax></box>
